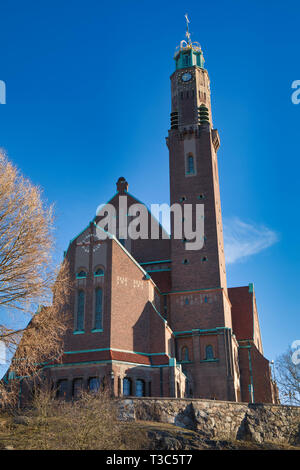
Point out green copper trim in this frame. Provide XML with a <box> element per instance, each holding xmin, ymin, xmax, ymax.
<box><xmin>174</xmin><ymin>326</ymin><xmax>229</xmax><ymax>336</ymax></box>
<box><xmin>147</xmin><ymin>268</ymin><xmax>171</xmax><ymax>273</ymax></box>
<box><xmin>140</xmin><ymin>260</ymin><xmax>172</xmax><ymax>265</ymax></box>
<box><xmin>64</xmin><ymin>347</ymin><xmax>169</xmax><ymax>357</ymax></box>
<box><xmin>73</xmin><ymin>330</ymin><xmax>85</xmax><ymax>335</ymax></box>
<box><xmin>162</xmin><ymin>287</ymin><xmax>221</xmax><ymax>296</ymax></box>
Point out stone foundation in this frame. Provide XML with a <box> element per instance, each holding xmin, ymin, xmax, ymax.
<box><xmin>117</xmin><ymin>398</ymin><xmax>300</xmax><ymax>445</ymax></box>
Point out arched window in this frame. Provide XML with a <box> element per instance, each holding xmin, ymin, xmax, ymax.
<box><xmin>94</xmin><ymin>267</ymin><xmax>104</xmax><ymax>277</ymax></box>
<box><xmin>88</xmin><ymin>377</ymin><xmax>100</xmax><ymax>393</ymax></box>
<box><xmin>72</xmin><ymin>378</ymin><xmax>83</xmax><ymax>398</ymax></box>
<box><xmin>205</xmin><ymin>345</ymin><xmax>214</xmax><ymax>360</ymax></box>
<box><xmin>135</xmin><ymin>379</ymin><xmax>145</xmax><ymax>397</ymax></box>
<box><xmin>187</xmin><ymin>154</ymin><xmax>195</xmax><ymax>175</ymax></box>
<box><xmin>181</xmin><ymin>346</ymin><xmax>189</xmax><ymax>362</ymax></box>
<box><xmin>76</xmin><ymin>290</ymin><xmax>85</xmax><ymax>331</ymax></box>
<box><xmin>76</xmin><ymin>270</ymin><xmax>87</xmax><ymax>279</ymax></box>
<box><xmin>123</xmin><ymin>377</ymin><xmax>132</xmax><ymax>396</ymax></box>
<box><xmin>94</xmin><ymin>288</ymin><xmax>103</xmax><ymax>329</ymax></box>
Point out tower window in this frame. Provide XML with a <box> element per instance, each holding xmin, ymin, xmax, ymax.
<box><xmin>183</xmin><ymin>259</ymin><xmax>189</xmax><ymax>265</ymax></box>
<box><xmin>186</xmin><ymin>154</ymin><xmax>195</xmax><ymax>175</ymax></box>
<box><xmin>76</xmin><ymin>290</ymin><xmax>85</xmax><ymax>331</ymax></box>
<box><xmin>202</xmin><ymin>256</ymin><xmax>208</xmax><ymax>262</ymax></box>
<box><xmin>94</xmin><ymin>288</ymin><xmax>103</xmax><ymax>330</ymax></box>
<box><xmin>183</xmin><ymin>54</ymin><xmax>190</xmax><ymax>67</ymax></box>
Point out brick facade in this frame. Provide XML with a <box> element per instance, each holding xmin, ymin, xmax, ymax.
<box><xmin>10</xmin><ymin>34</ymin><xmax>277</xmax><ymax>405</ymax></box>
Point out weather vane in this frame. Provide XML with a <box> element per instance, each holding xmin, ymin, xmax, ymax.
<box><xmin>185</xmin><ymin>13</ymin><xmax>192</xmax><ymax>44</ymax></box>
<box><xmin>174</xmin><ymin>13</ymin><xmax>202</xmax><ymax>56</ymax></box>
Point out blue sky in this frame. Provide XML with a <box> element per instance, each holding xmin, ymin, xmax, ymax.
<box><xmin>0</xmin><ymin>0</ymin><xmax>299</xmax><ymax>378</ymax></box>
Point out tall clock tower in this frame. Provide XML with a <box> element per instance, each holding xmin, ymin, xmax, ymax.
<box><xmin>166</xmin><ymin>21</ymin><xmax>241</xmax><ymax>401</ymax></box>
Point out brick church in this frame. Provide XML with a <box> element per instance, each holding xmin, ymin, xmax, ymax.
<box><xmin>40</xmin><ymin>26</ymin><xmax>277</xmax><ymax>404</ymax></box>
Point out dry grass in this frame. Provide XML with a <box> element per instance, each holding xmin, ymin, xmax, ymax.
<box><xmin>0</xmin><ymin>388</ymin><xmax>148</xmax><ymax>450</ymax></box>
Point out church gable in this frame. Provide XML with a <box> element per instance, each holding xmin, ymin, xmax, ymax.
<box><xmin>94</xmin><ymin>178</ymin><xmax>171</xmax><ymax>264</ymax></box>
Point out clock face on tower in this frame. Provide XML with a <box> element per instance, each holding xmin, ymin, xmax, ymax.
<box><xmin>181</xmin><ymin>72</ymin><xmax>192</xmax><ymax>82</ymax></box>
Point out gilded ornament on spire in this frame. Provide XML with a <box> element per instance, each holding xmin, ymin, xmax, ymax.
<box><xmin>174</xmin><ymin>14</ymin><xmax>203</xmax><ymax>57</ymax></box>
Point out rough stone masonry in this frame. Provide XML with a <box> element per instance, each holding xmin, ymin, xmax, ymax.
<box><xmin>118</xmin><ymin>398</ymin><xmax>300</xmax><ymax>445</ymax></box>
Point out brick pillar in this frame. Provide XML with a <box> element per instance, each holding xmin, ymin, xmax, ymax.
<box><xmin>169</xmin><ymin>358</ymin><xmax>177</xmax><ymax>397</ymax></box>
<box><xmin>192</xmin><ymin>332</ymin><xmax>201</xmax><ymax>361</ymax></box>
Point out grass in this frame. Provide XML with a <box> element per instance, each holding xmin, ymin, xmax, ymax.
<box><xmin>1</xmin><ymin>414</ymin><xmax>299</xmax><ymax>451</ymax></box>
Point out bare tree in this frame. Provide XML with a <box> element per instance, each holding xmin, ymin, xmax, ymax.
<box><xmin>275</xmin><ymin>346</ymin><xmax>300</xmax><ymax>406</ymax></box>
<box><xmin>0</xmin><ymin>151</ymin><xmax>71</xmax><ymax>405</ymax></box>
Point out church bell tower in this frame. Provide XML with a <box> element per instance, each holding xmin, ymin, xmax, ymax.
<box><xmin>166</xmin><ymin>17</ymin><xmax>241</xmax><ymax>401</ymax></box>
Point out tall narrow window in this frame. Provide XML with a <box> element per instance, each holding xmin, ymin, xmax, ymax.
<box><xmin>94</xmin><ymin>288</ymin><xmax>103</xmax><ymax>329</ymax></box>
<box><xmin>181</xmin><ymin>346</ymin><xmax>189</xmax><ymax>362</ymax></box>
<box><xmin>123</xmin><ymin>377</ymin><xmax>132</xmax><ymax>396</ymax></box>
<box><xmin>183</xmin><ymin>54</ymin><xmax>190</xmax><ymax>66</ymax></box>
<box><xmin>76</xmin><ymin>290</ymin><xmax>85</xmax><ymax>331</ymax></box>
<box><xmin>135</xmin><ymin>379</ymin><xmax>145</xmax><ymax>397</ymax></box>
<box><xmin>187</xmin><ymin>154</ymin><xmax>195</xmax><ymax>174</ymax></box>
<box><xmin>205</xmin><ymin>345</ymin><xmax>214</xmax><ymax>360</ymax></box>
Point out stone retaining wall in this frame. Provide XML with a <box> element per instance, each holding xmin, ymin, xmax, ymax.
<box><xmin>117</xmin><ymin>398</ymin><xmax>300</xmax><ymax>445</ymax></box>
